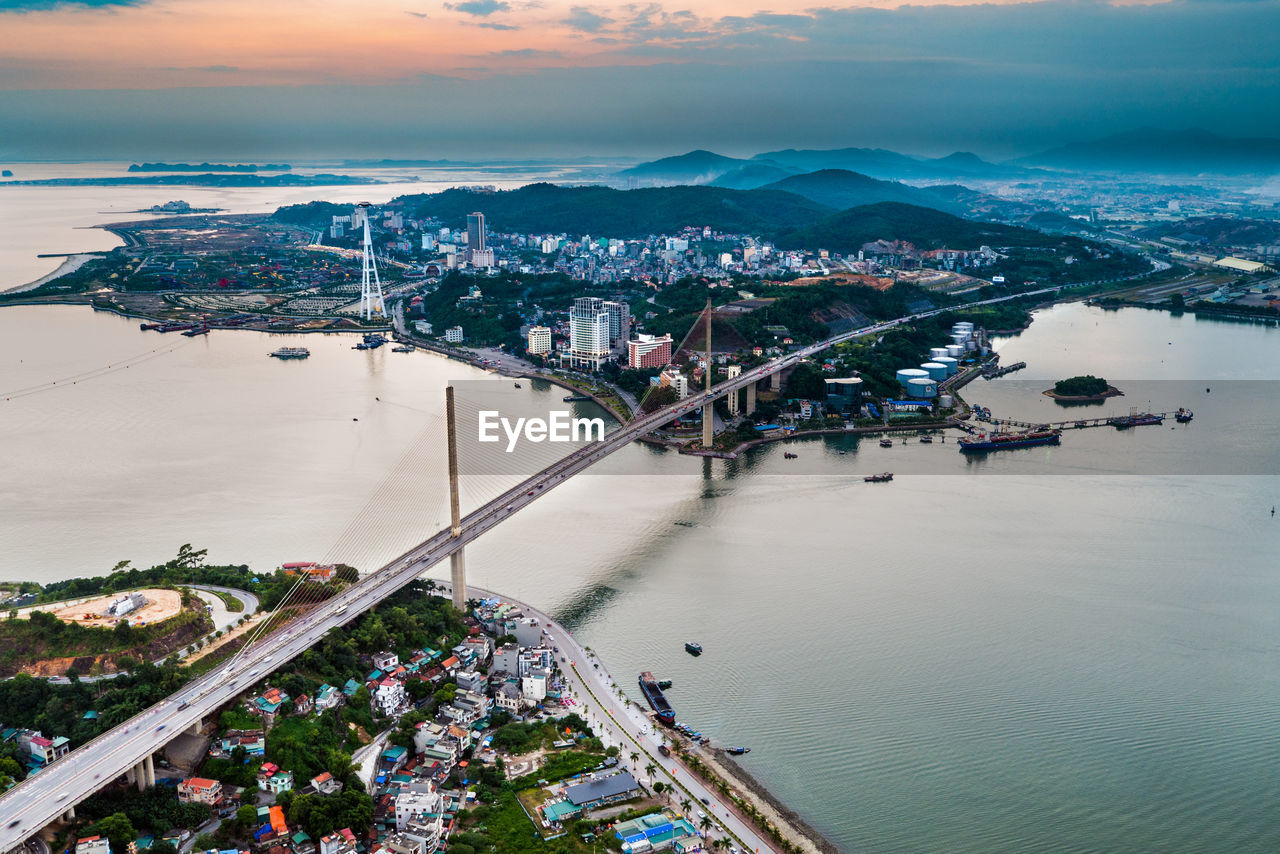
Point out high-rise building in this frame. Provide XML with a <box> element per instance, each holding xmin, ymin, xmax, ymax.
<box><xmin>567</xmin><ymin>297</ymin><xmax>611</xmax><ymax>370</ymax></box>
<box><xmin>467</xmin><ymin>213</ymin><xmax>486</xmax><ymax>256</ymax></box>
<box><xmin>527</xmin><ymin>326</ymin><xmax>552</xmax><ymax>356</ymax></box>
<box><xmin>627</xmin><ymin>334</ymin><xmax>672</xmax><ymax>369</ymax></box>
<box><xmin>600</xmin><ymin>300</ymin><xmax>631</xmax><ymax>346</ymax></box>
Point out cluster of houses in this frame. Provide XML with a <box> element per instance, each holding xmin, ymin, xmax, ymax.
<box><xmin>0</xmin><ymin>725</ymin><xmax>71</xmax><ymax>774</ymax></box>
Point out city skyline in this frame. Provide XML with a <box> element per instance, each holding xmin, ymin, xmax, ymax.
<box><xmin>2</xmin><ymin>0</ymin><xmax>1279</xmax><ymax>160</ymax></box>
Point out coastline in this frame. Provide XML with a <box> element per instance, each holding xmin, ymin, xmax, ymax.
<box><xmin>3</xmin><ymin>252</ymin><xmax>104</xmax><ymax>295</ymax></box>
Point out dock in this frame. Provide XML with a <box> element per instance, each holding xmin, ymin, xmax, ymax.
<box><xmin>970</xmin><ymin>411</ymin><xmax>1183</xmax><ymax>432</ymax></box>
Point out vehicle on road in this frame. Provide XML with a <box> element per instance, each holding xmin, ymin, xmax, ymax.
<box><xmin>156</xmin><ymin>724</ymin><xmax>166</xmax><ymax>731</ymax></box>
<box><xmin>177</xmin><ymin>701</ymin><xmax>189</xmax><ymax>711</ymax></box>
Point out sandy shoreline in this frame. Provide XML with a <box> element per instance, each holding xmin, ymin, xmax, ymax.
<box><xmin>4</xmin><ymin>252</ymin><xmax>102</xmax><ymax>295</ymax></box>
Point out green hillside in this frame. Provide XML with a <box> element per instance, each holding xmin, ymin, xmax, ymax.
<box><xmin>771</xmin><ymin>201</ymin><xmax>1042</xmax><ymax>253</ymax></box>
<box><xmin>392</xmin><ymin>183</ymin><xmax>834</xmax><ymax>236</ymax></box>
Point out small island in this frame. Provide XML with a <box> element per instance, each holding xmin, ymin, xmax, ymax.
<box><xmin>1044</xmin><ymin>374</ymin><xmax>1123</xmax><ymax>402</ymax></box>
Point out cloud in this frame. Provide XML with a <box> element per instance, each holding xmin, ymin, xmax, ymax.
<box><xmin>563</xmin><ymin>5</ymin><xmax>612</xmax><ymax>32</ymax></box>
<box><xmin>0</xmin><ymin>0</ymin><xmax>141</xmax><ymax>10</ymax></box>
<box><xmin>477</xmin><ymin>20</ymin><xmax>518</xmax><ymax>29</ymax></box>
<box><xmin>405</xmin><ymin>10</ymin><xmax>428</xmax><ymax>18</ymax></box>
<box><xmin>491</xmin><ymin>48</ymin><xmax>563</xmax><ymax>58</ymax></box>
<box><xmin>446</xmin><ymin>0</ymin><xmax>509</xmax><ymax>16</ymax></box>
<box><xmin>158</xmin><ymin>64</ymin><xmax>239</xmax><ymax>72</ymax></box>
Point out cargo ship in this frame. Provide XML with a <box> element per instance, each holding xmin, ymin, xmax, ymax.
<box><xmin>958</xmin><ymin>429</ymin><xmax>1061</xmax><ymax>453</ymax></box>
<box><xmin>638</xmin><ymin>671</ymin><xmax>676</xmax><ymax>724</ymax></box>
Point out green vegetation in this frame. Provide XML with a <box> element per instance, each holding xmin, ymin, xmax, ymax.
<box><xmin>0</xmin><ymin>594</ymin><xmax>210</xmax><ymax>678</ymax></box>
<box><xmin>77</xmin><ymin>783</ymin><xmax>212</xmax><ymax>839</ymax></box>
<box><xmin>1053</xmin><ymin>375</ymin><xmax>1110</xmax><ymax>397</ymax></box>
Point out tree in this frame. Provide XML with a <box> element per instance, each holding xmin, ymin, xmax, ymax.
<box><xmin>700</xmin><ymin>815</ymin><xmax>713</xmax><ymax>833</ymax></box>
<box><xmin>681</xmin><ymin>798</ymin><xmax>692</xmax><ymax>814</ymax></box>
<box><xmin>629</xmin><ymin>750</ymin><xmax>640</xmax><ymax>766</ymax></box>
<box><xmin>235</xmin><ymin>803</ymin><xmax>259</xmax><ymax>830</ymax></box>
<box><xmin>95</xmin><ymin>812</ymin><xmax>137</xmax><ymax>854</ymax></box>
<box><xmin>192</xmin><ymin>834</ymin><xmax>217</xmax><ymax>852</ymax></box>
<box><xmin>645</xmin><ymin>762</ymin><xmax>657</xmax><ymax>779</ymax></box>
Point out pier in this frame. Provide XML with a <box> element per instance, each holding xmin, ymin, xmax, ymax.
<box><xmin>969</xmin><ymin>409</ymin><xmax>1183</xmax><ymax>432</ymax></box>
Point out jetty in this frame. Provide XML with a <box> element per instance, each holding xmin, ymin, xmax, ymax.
<box><xmin>968</xmin><ymin>410</ymin><xmax>1184</xmax><ymax>432</ymax></box>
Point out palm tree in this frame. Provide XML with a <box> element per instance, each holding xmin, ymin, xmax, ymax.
<box><xmin>699</xmin><ymin>816</ymin><xmax>713</xmax><ymax>834</ymax></box>
<box><xmin>680</xmin><ymin>798</ymin><xmax>692</xmax><ymax>814</ymax></box>
<box><xmin>629</xmin><ymin>750</ymin><xmax>640</xmax><ymax>767</ymax></box>
<box><xmin>645</xmin><ymin>762</ymin><xmax>657</xmax><ymax>779</ymax></box>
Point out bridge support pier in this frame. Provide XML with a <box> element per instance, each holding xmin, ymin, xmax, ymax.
<box><xmin>701</xmin><ymin>297</ymin><xmax>713</xmax><ymax>449</ymax></box>
<box><xmin>64</xmin><ymin>807</ymin><xmax>76</xmax><ymax>821</ymax></box>
<box><xmin>133</xmin><ymin>755</ymin><xmax>155</xmax><ymax>791</ymax></box>
<box><xmin>770</xmin><ymin>371</ymin><xmax>781</xmax><ymax>392</ymax></box>
<box><xmin>745</xmin><ymin>382</ymin><xmax>757</xmax><ymax>416</ymax></box>
<box><xmin>445</xmin><ymin>385</ymin><xmax>466</xmax><ymax>613</ymax></box>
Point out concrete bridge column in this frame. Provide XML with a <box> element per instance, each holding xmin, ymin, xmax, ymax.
<box><xmin>134</xmin><ymin>759</ymin><xmax>148</xmax><ymax>792</ymax></box>
<box><xmin>745</xmin><ymin>382</ymin><xmax>757</xmax><ymax>416</ymax></box>
<box><xmin>770</xmin><ymin>371</ymin><xmax>781</xmax><ymax>392</ymax></box>
<box><xmin>188</xmin><ymin>718</ymin><xmax>202</xmax><ymax>736</ymax></box>
<box><xmin>145</xmin><ymin>754</ymin><xmax>156</xmax><ymax>787</ymax></box>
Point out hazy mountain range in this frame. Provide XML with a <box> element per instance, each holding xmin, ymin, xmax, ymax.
<box><xmin>617</xmin><ymin>129</ymin><xmax>1280</xmax><ymax>184</ymax></box>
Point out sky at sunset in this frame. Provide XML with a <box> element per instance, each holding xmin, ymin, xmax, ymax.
<box><xmin>1</xmin><ymin>0</ymin><xmax>1278</xmax><ymax>160</ymax></box>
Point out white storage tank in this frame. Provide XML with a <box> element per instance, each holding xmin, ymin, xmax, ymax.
<box><xmin>951</xmin><ymin>334</ymin><xmax>971</xmax><ymax>349</ymax></box>
<box><xmin>952</xmin><ymin>321</ymin><xmax>974</xmax><ymax>335</ymax></box>
<box><xmin>929</xmin><ymin>347</ymin><xmax>950</xmax><ymax>361</ymax></box>
<box><xmin>907</xmin><ymin>377</ymin><xmax>938</xmax><ymax>398</ymax></box>
<box><xmin>896</xmin><ymin>368</ymin><xmax>929</xmax><ymax>389</ymax></box>
<box><xmin>946</xmin><ymin>344</ymin><xmax>964</xmax><ymax>359</ymax></box>
<box><xmin>936</xmin><ymin>356</ymin><xmax>959</xmax><ymax>375</ymax></box>
<box><xmin>939</xmin><ymin>393</ymin><xmax>954</xmax><ymax>408</ymax></box>
<box><xmin>920</xmin><ymin>362</ymin><xmax>948</xmax><ymax>380</ymax></box>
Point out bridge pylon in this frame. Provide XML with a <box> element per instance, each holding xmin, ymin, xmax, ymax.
<box><xmin>445</xmin><ymin>386</ymin><xmax>466</xmax><ymax>612</ymax></box>
<box><xmin>701</xmin><ymin>298</ymin><xmax>714</xmax><ymax>449</ymax></box>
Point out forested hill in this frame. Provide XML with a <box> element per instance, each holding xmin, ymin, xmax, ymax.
<box><xmin>770</xmin><ymin>202</ymin><xmax>1046</xmax><ymax>253</ymax></box>
<box><xmin>399</xmin><ymin>183</ymin><xmax>834</xmax><ymax>236</ymax></box>
<box><xmin>276</xmin><ymin>184</ymin><xmax>1066</xmax><ymax>252</ymax></box>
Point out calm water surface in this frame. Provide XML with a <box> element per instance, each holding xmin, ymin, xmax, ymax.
<box><xmin>2</xmin><ymin>293</ymin><xmax>1279</xmax><ymax>851</ymax></box>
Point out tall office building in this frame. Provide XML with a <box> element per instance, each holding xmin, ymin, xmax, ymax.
<box><xmin>601</xmin><ymin>300</ymin><xmax>631</xmax><ymax>346</ymax></box>
<box><xmin>466</xmin><ymin>212</ymin><xmax>486</xmax><ymax>255</ymax></box>
<box><xmin>567</xmin><ymin>297</ymin><xmax>611</xmax><ymax>370</ymax></box>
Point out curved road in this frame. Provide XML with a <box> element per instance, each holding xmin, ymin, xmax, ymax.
<box><xmin>0</xmin><ymin>277</ymin><xmax>1134</xmax><ymax>850</ymax></box>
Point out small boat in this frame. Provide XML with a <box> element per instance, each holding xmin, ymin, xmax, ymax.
<box><xmin>1175</xmin><ymin>408</ymin><xmax>1194</xmax><ymax>423</ymax></box>
<box><xmin>563</xmin><ymin>394</ymin><xmax>592</xmax><ymax>402</ymax></box>
<box><xmin>783</xmin><ymin>452</ymin><xmax>798</xmax><ymax>459</ymax></box>
<box><xmin>864</xmin><ymin>472</ymin><xmax>894</xmax><ymax>483</ymax></box>
<box><xmin>726</xmin><ymin>747</ymin><xmax>751</xmax><ymax>756</ymax></box>
<box><xmin>1109</xmin><ymin>411</ymin><xmax>1164</xmax><ymax>429</ymax></box>
<box><xmin>392</xmin><ymin>344</ymin><xmax>415</xmax><ymax>353</ymax></box>
<box><xmin>270</xmin><ymin>347</ymin><xmax>310</xmax><ymax>359</ymax></box>
<box><xmin>657</xmin><ymin>680</ymin><xmax>673</xmax><ymax>690</ymax></box>
<box><xmin>513</xmin><ymin>382</ymin><xmax>522</xmax><ymax>388</ymax></box>
<box><xmin>181</xmin><ymin>325</ymin><xmax>210</xmax><ymax>337</ymax></box>
<box><xmin>918</xmin><ymin>435</ymin><xmax>933</xmax><ymax>443</ymax></box>
<box><xmin>879</xmin><ymin>438</ymin><xmax>893</xmax><ymax>448</ymax></box>
<box><xmin>685</xmin><ymin>642</ymin><xmax>703</xmax><ymax>656</ymax></box>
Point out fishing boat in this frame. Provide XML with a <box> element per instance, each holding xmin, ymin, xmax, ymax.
<box><xmin>726</xmin><ymin>747</ymin><xmax>751</xmax><ymax>756</ymax></box>
<box><xmin>513</xmin><ymin>382</ymin><xmax>522</xmax><ymax>388</ymax></box>
<box><xmin>918</xmin><ymin>435</ymin><xmax>933</xmax><ymax>443</ymax></box>
<box><xmin>684</xmin><ymin>642</ymin><xmax>703</xmax><ymax>656</ymax></box>
<box><xmin>879</xmin><ymin>438</ymin><xmax>893</xmax><ymax>448</ymax></box>
<box><xmin>657</xmin><ymin>679</ymin><xmax>673</xmax><ymax>690</ymax></box>
<box><xmin>864</xmin><ymin>472</ymin><xmax>894</xmax><ymax>483</ymax></box>
<box><xmin>392</xmin><ymin>344</ymin><xmax>415</xmax><ymax>353</ymax></box>
<box><xmin>1175</xmin><ymin>407</ymin><xmax>1194</xmax><ymax>423</ymax></box>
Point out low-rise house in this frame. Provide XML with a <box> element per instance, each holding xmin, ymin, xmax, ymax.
<box><xmin>381</xmin><ymin>745</ymin><xmax>409</xmax><ymax>773</ymax></box>
<box><xmin>317</xmin><ymin>830</ymin><xmax>358</xmax><ymax>854</ymax></box>
<box><xmin>310</xmin><ymin>772</ymin><xmax>343</xmax><ymax>795</ymax></box>
<box><xmin>260</xmin><ymin>769</ymin><xmax>294</xmax><ymax>795</ymax></box>
<box><xmin>250</xmin><ymin>687</ymin><xmax>291</xmax><ymax>719</ymax></box>
<box><xmin>494</xmin><ymin>683</ymin><xmax>520</xmax><ymax>714</ymax></box>
<box><xmin>76</xmin><ymin>837</ymin><xmax>111</xmax><ymax>854</ymax></box>
<box><xmin>454</xmin><ymin>670</ymin><xmax>485</xmax><ymax>693</ymax></box>
<box><xmin>521</xmin><ymin>668</ymin><xmax>549</xmax><ymax>704</ymax></box>
<box><xmin>314</xmin><ymin>684</ymin><xmax>343</xmax><ymax>713</ymax></box>
<box><xmin>178</xmin><ymin>777</ymin><xmax>224</xmax><ymax>806</ymax></box>
<box><xmin>293</xmin><ymin>694</ymin><xmax>313</xmax><ymax>716</ymax></box>
<box><xmin>563</xmin><ymin>771</ymin><xmax>641</xmax><ymax>811</ymax></box>
<box><xmin>341</xmin><ymin>679</ymin><xmax>362</xmax><ymax>698</ymax></box>
<box><xmin>211</xmin><ymin>730</ymin><xmax>266</xmax><ymax>758</ymax></box>
<box><xmin>373</xmin><ymin>652</ymin><xmax>400</xmax><ymax>671</ymax></box>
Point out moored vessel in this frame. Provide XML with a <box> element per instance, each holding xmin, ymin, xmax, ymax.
<box><xmin>1175</xmin><ymin>408</ymin><xmax>1194</xmax><ymax>423</ymax></box>
<box><xmin>638</xmin><ymin>671</ymin><xmax>676</xmax><ymax>724</ymax></box>
<box><xmin>685</xmin><ymin>642</ymin><xmax>703</xmax><ymax>656</ymax></box>
<box><xmin>270</xmin><ymin>347</ymin><xmax>311</xmax><ymax>359</ymax></box>
<box><xmin>865</xmin><ymin>472</ymin><xmax>894</xmax><ymax>482</ymax></box>
<box><xmin>958</xmin><ymin>429</ymin><xmax>1061</xmax><ymax>453</ymax></box>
